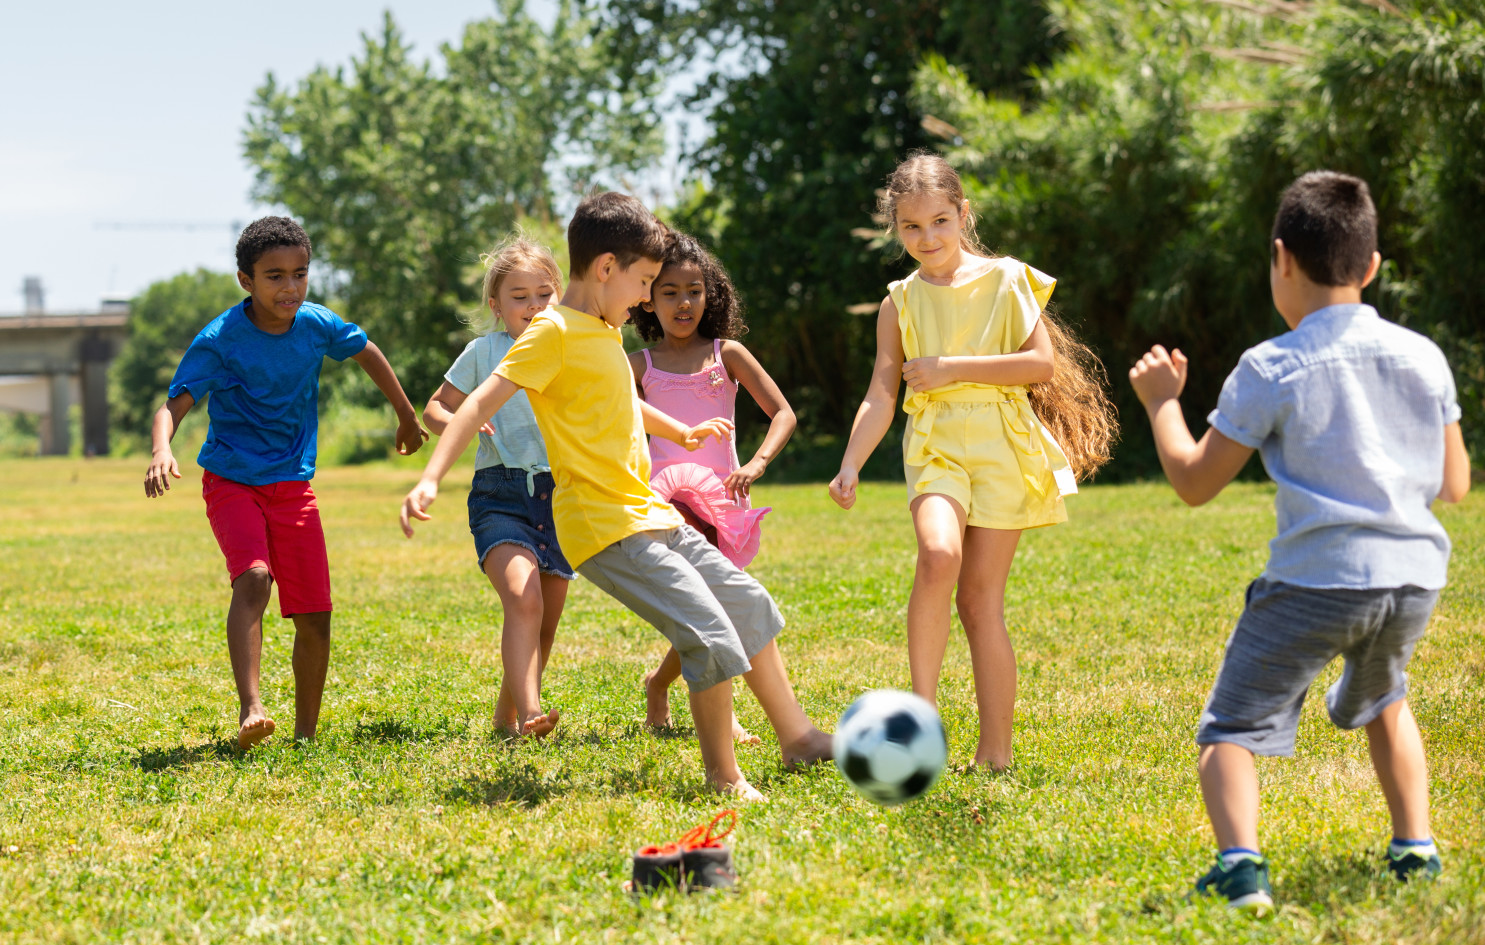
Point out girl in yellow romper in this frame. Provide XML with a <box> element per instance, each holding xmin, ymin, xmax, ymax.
<box><xmin>831</xmin><ymin>153</ymin><xmax>1115</xmax><ymax>770</ymax></box>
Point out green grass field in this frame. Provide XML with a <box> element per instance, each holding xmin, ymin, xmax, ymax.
<box><xmin>2</xmin><ymin>458</ymin><xmax>1482</xmax><ymax>943</ymax></box>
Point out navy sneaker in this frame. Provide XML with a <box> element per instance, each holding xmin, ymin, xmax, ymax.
<box><xmin>1194</xmin><ymin>854</ymin><xmax>1273</xmax><ymax>909</ymax></box>
<box><xmin>1387</xmin><ymin>848</ymin><xmax>1442</xmax><ymax>881</ymax></box>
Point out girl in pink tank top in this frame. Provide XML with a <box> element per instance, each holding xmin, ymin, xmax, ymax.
<box><xmin>627</xmin><ymin>230</ymin><xmax>797</xmax><ymax>739</ymax></box>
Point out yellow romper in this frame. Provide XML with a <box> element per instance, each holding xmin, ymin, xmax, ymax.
<box><xmin>891</xmin><ymin>256</ymin><xmax>1077</xmax><ymax>530</ymax></box>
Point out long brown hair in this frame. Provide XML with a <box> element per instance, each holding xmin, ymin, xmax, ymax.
<box><xmin>880</xmin><ymin>152</ymin><xmax>1118</xmax><ymax>479</ymax></box>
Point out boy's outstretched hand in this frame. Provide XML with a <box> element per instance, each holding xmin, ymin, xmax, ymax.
<box><xmin>399</xmin><ymin>481</ymin><xmax>439</xmax><ymax>537</ymax></box>
<box><xmin>1129</xmin><ymin>345</ymin><xmax>1189</xmax><ymax>408</ymax></box>
<box><xmin>682</xmin><ymin>418</ymin><xmax>734</xmax><ymax>451</ymax></box>
<box><xmin>395</xmin><ymin>416</ymin><xmax>430</xmax><ymax>456</ymax></box>
<box><xmin>144</xmin><ymin>448</ymin><xmax>181</xmax><ymax>498</ymax></box>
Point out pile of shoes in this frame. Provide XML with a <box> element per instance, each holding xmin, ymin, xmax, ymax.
<box><xmin>631</xmin><ymin>809</ymin><xmax>738</xmax><ymax>893</ymax></box>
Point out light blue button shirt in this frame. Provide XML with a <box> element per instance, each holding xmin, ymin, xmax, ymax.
<box><xmin>1208</xmin><ymin>304</ymin><xmax>1460</xmax><ymax>590</ymax></box>
<box><xmin>445</xmin><ymin>332</ymin><xmax>550</xmax><ymax>493</ymax></box>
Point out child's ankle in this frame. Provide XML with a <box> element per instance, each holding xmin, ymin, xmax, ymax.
<box><xmin>1219</xmin><ymin>847</ymin><xmax>1263</xmax><ymax>867</ymax></box>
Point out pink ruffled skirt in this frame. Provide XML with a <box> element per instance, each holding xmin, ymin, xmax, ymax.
<box><xmin>649</xmin><ymin>462</ymin><xmax>770</xmax><ymax>568</ymax></box>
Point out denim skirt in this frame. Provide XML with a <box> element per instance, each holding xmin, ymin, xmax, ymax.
<box><xmin>467</xmin><ymin>466</ymin><xmax>574</xmax><ymax>579</ymax></box>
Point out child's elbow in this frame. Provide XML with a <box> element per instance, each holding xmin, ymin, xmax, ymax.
<box><xmin>1169</xmin><ymin>473</ymin><xmax>1219</xmax><ymax>508</ymax></box>
<box><xmin>1438</xmin><ymin>477</ymin><xmax>1470</xmax><ymax>504</ymax></box>
<box><xmin>1173</xmin><ymin>485</ymin><xmax>1212</xmax><ymax>508</ymax></box>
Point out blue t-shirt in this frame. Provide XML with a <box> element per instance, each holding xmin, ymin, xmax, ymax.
<box><xmin>444</xmin><ymin>332</ymin><xmax>551</xmax><ymax>492</ymax></box>
<box><xmin>168</xmin><ymin>299</ymin><xmax>368</xmax><ymax>485</ymax></box>
<box><xmin>1208</xmin><ymin>304</ymin><xmax>1460</xmax><ymax>590</ymax></box>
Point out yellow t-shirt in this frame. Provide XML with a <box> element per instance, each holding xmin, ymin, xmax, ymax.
<box><xmin>495</xmin><ymin>305</ymin><xmax>684</xmax><ymax>568</ymax></box>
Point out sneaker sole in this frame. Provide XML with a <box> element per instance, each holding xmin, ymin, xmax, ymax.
<box><xmin>1228</xmin><ymin>890</ymin><xmax>1274</xmax><ymax>910</ymax></box>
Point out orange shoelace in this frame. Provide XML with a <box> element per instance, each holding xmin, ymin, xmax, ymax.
<box><xmin>636</xmin><ymin>809</ymin><xmax>738</xmax><ymax>856</ymax></box>
<box><xmin>678</xmin><ymin>809</ymin><xmax>737</xmax><ymax>850</ymax></box>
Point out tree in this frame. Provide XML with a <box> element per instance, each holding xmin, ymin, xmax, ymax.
<box><xmin>605</xmin><ymin>0</ymin><xmax>1062</xmax><ymax>448</ymax></box>
<box><xmin>913</xmin><ymin>0</ymin><xmax>1485</xmax><ymax>472</ymax></box>
<box><xmin>244</xmin><ymin>0</ymin><xmax>665</xmax><ymax>404</ymax></box>
<box><xmin>109</xmin><ymin>269</ymin><xmax>243</xmax><ymax>448</ymax></box>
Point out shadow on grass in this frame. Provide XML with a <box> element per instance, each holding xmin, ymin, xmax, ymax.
<box><xmin>1277</xmin><ymin>848</ymin><xmax>1392</xmax><ymax>904</ymax></box>
<box><xmin>350</xmin><ymin>715</ymin><xmax>466</xmax><ymax>744</ymax></box>
<box><xmin>136</xmin><ymin>739</ymin><xmax>238</xmax><ymax>771</ymax></box>
<box><xmin>444</xmin><ymin>765</ymin><xmax>573</xmax><ymax>808</ymax></box>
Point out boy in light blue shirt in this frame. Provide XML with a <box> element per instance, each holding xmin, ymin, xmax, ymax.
<box><xmin>1130</xmin><ymin>171</ymin><xmax>1469</xmax><ymax>908</ymax></box>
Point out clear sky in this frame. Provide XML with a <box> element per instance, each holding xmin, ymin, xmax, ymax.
<box><xmin>0</xmin><ymin>1</ymin><xmax>575</xmax><ymax>313</ymax></box>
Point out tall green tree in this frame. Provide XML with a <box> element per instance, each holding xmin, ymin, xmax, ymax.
<box><xmin>607</xmin><ymin>1</ymin><xmax>1062</xmax><ymax>443</ymax></box>
<box><xmin>109</xmin><ymin>269</ymin><xmax>243</xmax><ymax>447</ymax></box>
<box><xmin>914</xmin><ymin>0</ymin><xmax>1485</xmax><ymax>472</ymax></box>
<box><xmin>244</xmin><ymin>0</ymin><xmax>664</xmax><ymax>403</ymax></box>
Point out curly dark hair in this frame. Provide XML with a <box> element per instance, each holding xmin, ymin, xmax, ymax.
<box><xmin>628</xmin><ymin>229</ymin><xmax>746</xmax><ymax>342</ymax></box>
<box><xmin>235</xmin><ymin>216</ymin><xmax>313</xmax><ymax>276</ymax></box>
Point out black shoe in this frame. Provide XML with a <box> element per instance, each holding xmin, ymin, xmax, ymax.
<box><xmin>681</xmin><ymin>843</ymin><xmax>736</xmax><ymax>891</ymax></box>
<box><xmin>1387</xmin><ymin>848</ymin><xmax>1442</xmax><ymax>881</ymax></box>
<box><xmin>1193</xmin><ymin>854</ymin><xmax>1273</xmax><ymax>909</ymax></box>
<box><xmin>632</xmin><ymin>843</ymin><xmax>683</xmax><ymax>892</ymax></box>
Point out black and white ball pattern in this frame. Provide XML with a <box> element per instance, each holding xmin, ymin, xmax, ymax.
<box><xmin>833</xmin><ymin>689</ymin><xmax>948</xmax><ymax>806</ymax></box>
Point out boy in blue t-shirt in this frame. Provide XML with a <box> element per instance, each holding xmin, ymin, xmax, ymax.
<box><xmin>145</xmin><ymin>216</ymin><xmax>426</xmax><ymax>749</ymax></box>
<box><xmin>1130</xmin><ymin>172</ymin><xmax>1469</xmax><ymax>908</ymax></box>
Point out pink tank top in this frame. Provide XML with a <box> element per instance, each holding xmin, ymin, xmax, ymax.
<box><xmin>641</xmin><ymin>338</ymin><xmax>742</xmax><ymax>480</ymax></box>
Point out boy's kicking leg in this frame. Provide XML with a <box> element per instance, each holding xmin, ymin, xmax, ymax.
<box><xmin>740</xmin><ymin>641</ymin><xmax>832</xmax><ymax>767</ymax></box>
<box><xmin>290</xmin><ymin>610</ymin><xmax>331</xmax><ymax>741</ymax></box>
<box><xmin>227</xmin><ymin>567</ymin><xmax>276</xmax><ymax>748</ymax></box>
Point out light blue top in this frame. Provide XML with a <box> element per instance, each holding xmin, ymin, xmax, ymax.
<box><xmin>1208</xmin><ymin>303</ymin><xmax>1460</xmax><ymax>590</ymax></box>
<box><xmin>445</xmin><ymin>331</ymin><xmax>550</xmax><ymax>493</ymax></box>
<box><xmin>169</xmin><ymin>299</ymin><xmax>367</xmax><ymax>485</ymax></box>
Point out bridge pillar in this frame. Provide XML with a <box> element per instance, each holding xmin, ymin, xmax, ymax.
<box><xmin>78</xmin><ymin>330</ymin><xmax>114</xmax><ymax>456</ymax></box>
<box><xmin>44</xmin><ymin>373</ymin><xmax>71</xmax><ymax>456</ymax></box>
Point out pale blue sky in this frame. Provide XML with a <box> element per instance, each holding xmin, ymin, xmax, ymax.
<box><xmin>0</xmin><ymin>0</ymin><xmax>651</xmax><ymax>313</ymax></box>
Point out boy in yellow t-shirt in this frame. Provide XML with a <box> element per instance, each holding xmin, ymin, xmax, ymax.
<box><xmin>399</xmin><ymin>192</ymin><xmax>831</xmax><ymax>799</ymax></box>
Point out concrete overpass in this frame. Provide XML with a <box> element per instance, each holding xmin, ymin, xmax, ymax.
<box><xmin>0</xmin><ymin>309</ymin><xmax>130</xmax><ymax>455</ymax></box>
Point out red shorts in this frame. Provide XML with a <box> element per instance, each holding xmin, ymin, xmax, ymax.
<box><xmin>202</xmin><ymin>472</ymin><xmax>332</xmax><ymax>617</ymax></box>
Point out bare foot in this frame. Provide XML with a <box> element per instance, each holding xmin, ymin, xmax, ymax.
<box><xmin>710</xmin><ymin>777</ymin><xmax>766</xmax><ymax>803</ymax></box>
<box><xmin>966</xmin><ymin>754</ymin><xmax>1012</xmax><ymax>774</ymax></box>
<box><xmin>492</xmin><ymin>709</ymin><xmax>519</xmax><ymax>732</ymax></box>
<box><xmin>732</xmin><ymin>716</ymin><xmax>761</xmax><ymax>746</ymax></box>
<box><xmin>238</xmin><ymin>710</ymin><xmax>276</xmax><ymax>749</ymax></box>
<box><xmin>641</xmin><ymin>670</ymin><xmax>672</xmax><ymax>729</ymax></box>
<box><xmin>781</xmin><ymin>726</ymin><xmax>833</xmax><ymax>770</ymax></box>
<box><xmin>520</xmin><ymin>709</ymin><xmax>560</xmax><ymax>739</ymax></box>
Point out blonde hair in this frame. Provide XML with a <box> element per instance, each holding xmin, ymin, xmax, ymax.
<box><xmin>462</xmin><ymin>234</ymin><xmax>563</xmax><ymax>335</ymax></box>
<box><xmin>880</xmin><ymin>151</ymin><xmax>1119</xmax><ymax>479</ymax></box>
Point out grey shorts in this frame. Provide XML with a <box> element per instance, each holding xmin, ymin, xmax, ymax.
<box><xmin>577</xmin><ymin>526</ymin><xmax>784</xmax><ymax>692</ymax></box>
<box><xmin>1197</xmin><ymin>578</ymin><xmax>1439</xmax><ymax>756</ymax></box>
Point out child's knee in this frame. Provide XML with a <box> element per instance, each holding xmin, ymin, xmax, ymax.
<box><xmin>231</xmin><ymin>567</ymin><xmax>273</xmax><ymax>603</ymax></box>
<box><xmin>502</xmin><ymin>584</ymin><xmax>545</xmax><ymax>624</ymax></box>
<box><xmin>954</xmin><ymin>586</ymin><xmax>1004</xmax><ymax>625</ymax></box>
<box><xmin>916</xmin><ymin>544</ymin><xmax>962</xmax><ymax>580</ymax></box>
<box><xmin>293</xmin><ymin>610</ymin><xmax>332</xmax><ymax>640</ymax></box>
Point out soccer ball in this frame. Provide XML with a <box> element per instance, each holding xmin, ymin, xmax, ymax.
<box><xmin>833</xmin><ymin>689</ymin><xmax>947</xmax><ymax>806</ymax></box>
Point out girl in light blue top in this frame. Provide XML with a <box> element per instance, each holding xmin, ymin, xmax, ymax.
<box><xmin>423</xmin><ymin>236</ymin><xmax>571</xmax><ymax>739</ymax></box>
